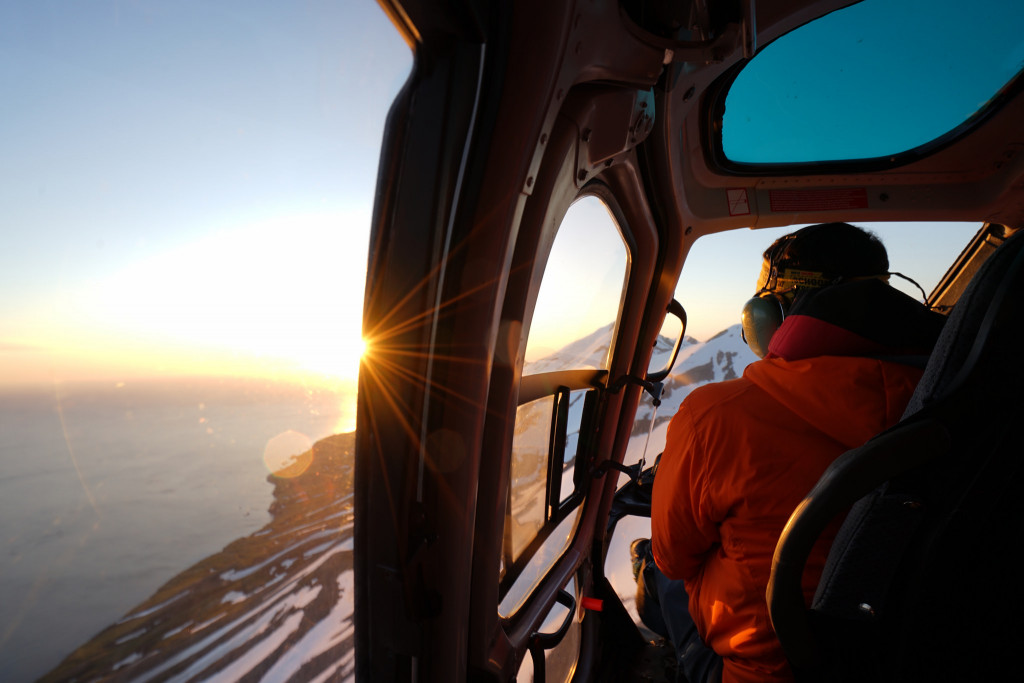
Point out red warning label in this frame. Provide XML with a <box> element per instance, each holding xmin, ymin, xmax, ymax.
<box><xmin>769</xmin><ymin>188</ymin><xmax>869</xmax><ymax>212</ymax></box>
<box><xmin>727</xmin><ymin>188</ymin><xmax>750</xmax><ymax>216</ymax></box>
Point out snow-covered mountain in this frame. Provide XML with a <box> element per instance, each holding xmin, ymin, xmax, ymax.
<box><xmin>44</xmin><ymin>326</ymin><xmax>755</xmax><ymax>681</ymax></box>
<box><xmin>638</xmin><ymin>324</ymin><xmax>757</xmax><ymax>439</ymax></box>
<box><xmin>526</xmin><ymin>321</ymin><xmax>754</xmax><ymax>395</ymax></box>
<box><xmin>523</xmin><ymin>323</ymin><xmax>617</xmax><ymax>375</ymax></box>
<box><xmin>525</xmin><ymin>322</ymin><xmax>757</xmax><ymax>462</ymax></box>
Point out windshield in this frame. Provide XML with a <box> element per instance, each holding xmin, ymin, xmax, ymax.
<box><xmin>721</xmin><ymin>0</ymin><xmax>1024</xmax><ymax>164</ymax></box>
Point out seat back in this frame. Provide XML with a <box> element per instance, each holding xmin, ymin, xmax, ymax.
<box><xmin>768</xmin><ymin>228</ymin><xmax>1024</xmax><ymax>681</ymax></box>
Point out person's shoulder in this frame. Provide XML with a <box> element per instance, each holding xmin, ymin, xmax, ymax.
<box><xmin>680</xmin><ymin>369</ymin><xmax>765</xmax><ymax>421</ymax></box>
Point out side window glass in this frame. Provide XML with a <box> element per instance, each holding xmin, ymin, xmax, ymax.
<box><xmin>500</xmin><ymin>196</ymin><xmax>627</xmax><ymax>617</ymax></box>
<box><xmin>0</xmin><ymin>5</ymin><xmax>409</xmax><ymax>681</ymax></box>
<box><xmin>507</xmin><ymin>394</ymin><xmax>557</xmax><ymax>561</ymax></box>
<box><xmin>523</xmin><ymin>197</ymin><xmax>629</xmax><ymax>373</ymax></box>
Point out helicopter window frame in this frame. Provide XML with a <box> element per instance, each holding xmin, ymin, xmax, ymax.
<box><xmin>498</xmin><ymin>193</ymin><xmax>631</xmax><ymax>617</ymax></box>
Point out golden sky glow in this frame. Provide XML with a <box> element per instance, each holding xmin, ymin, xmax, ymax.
<box><xmin>0</xmin><ymin>210</ymin><xmax>368</xmax><ymax>388</ymax></box>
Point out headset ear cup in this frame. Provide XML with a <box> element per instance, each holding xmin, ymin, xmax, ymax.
<box><xmin>741</xmin><ymin>295</ymin><xmax>784</xmax><ymax>358</ymax></box>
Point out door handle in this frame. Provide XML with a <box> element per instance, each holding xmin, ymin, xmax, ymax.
<box><xmin>528</xmin><ymin>589</ymin><xmax>576</xmax><ymax>683</ymax></box>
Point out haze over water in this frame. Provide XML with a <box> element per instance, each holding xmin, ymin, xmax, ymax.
<box><xmin>0</xmin><ymin>377</ymin><xmax>351</xmax><ymax>682</ymax></box>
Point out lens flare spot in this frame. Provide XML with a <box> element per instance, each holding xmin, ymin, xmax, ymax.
<box><xmin>264</xmin><ymin>430</ymin><xmax>314</xmax><ymax>478</ymax></box>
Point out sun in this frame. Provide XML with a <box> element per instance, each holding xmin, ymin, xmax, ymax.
<box><xmin>345</xmin><ymin>336</ymin><xmax>371</xmax><ymax>380</ymax></box>
<box><xmin>291</xmin><ymin>333</ymin><xmax>366</xmax><ymax>383</ymax></box>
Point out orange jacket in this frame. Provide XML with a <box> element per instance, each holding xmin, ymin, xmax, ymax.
<box><xmin>651</xmin><ymin>355</ymin><xmax>924</xmax><ymax>683</ymax></box>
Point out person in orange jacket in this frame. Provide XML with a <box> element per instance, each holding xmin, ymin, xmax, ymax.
<box><xmin>634</xmin><ymin>223</ymin><xmax>946</xmax><ymax>683</ymax></box>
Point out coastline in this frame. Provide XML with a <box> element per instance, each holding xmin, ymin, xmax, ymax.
<box><xmin>41</xmin><ymin>431</ymin><xmax>356</xmax><ymax>682</ymax></box>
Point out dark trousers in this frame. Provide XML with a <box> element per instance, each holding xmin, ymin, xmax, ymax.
<box><xmin>636</xmin><ymin>549</ymin><xmax>723</xmax><ymax>683</ymax></box>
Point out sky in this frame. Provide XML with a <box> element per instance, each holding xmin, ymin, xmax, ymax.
<box><xmin>0</xmin><ymin>1</ymin><xmax>995</xmax><ymax>389</ymax></box>
<box><xmin>0</xmin><ymin>1</ymin><xmax>411</xmax><ymax>388</ymax></box>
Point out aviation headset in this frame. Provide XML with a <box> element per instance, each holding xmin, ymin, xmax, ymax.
<box><xmin>739</xmin><ymin>229</ymin><xmax>908</xmax><ymax>358</ymax></box>
<box><xmin>740</xmin><ymin>234</ymin><xmax>820</xmax><ymax>358</ymax></box>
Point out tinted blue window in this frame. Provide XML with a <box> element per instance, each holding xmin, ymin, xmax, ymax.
<box><xmin>722</xmin><ymin>0</ymin><xmax>1024</xmax><ymax>163</ymax></box>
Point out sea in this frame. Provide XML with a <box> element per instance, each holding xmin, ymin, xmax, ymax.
<box><xmin>0</xmin><ymin>377</ymin><xmax>353</xmax><ymax>682</ymax></box>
